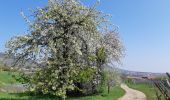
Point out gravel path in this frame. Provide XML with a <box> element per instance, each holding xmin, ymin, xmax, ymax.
<box><xmin>118</xmin><ymin>84</ymin><xmax>147</xmax><ymax>100</ymax></box>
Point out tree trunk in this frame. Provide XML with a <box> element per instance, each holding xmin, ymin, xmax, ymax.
<box><xmin>107</xmin><ymin>83</ymin><xmax>110</xmax><ymax>94</ymax></box>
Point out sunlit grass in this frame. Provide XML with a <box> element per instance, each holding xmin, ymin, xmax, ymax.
<box><xmin>0</xmin><ymin>85</ymin><xmax>125</xmax><ymax>100</ymax></box>
<box><xmin>0</xmin><ymin>71</ymin><xmax>19</xmax><ymax>85</ymax></box>
<box><xmin>68</xmin><ymin>86</ymin><xmax>125</xmax><ymax>100</ymax></box>
<box><xmin>0</xmin><ymin>70</ymin><xmax>125</xmax><ymax>100</ymax></box>
<box><xmin>127</xmin><ymin>83</ymin><xmax>164</xmax><ymax>100</ymax></box>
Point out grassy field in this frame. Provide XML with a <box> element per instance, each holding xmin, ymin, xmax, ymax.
<box><xmin>0</xmin><ymin>92</ymin><xmax>60</xmax><ymax>100</ymax></box>
<box><xmin>68</xmin><ymin>86</ymin><xmax>125</xmax><ymax>100</ymax></box>
<box><xmin>0</xmin><ymin>71</ymin><xmax>19</xmax><ymax>86</ymax></box>
<box><xmin>0</xmin><ymin>71</ymin><xmax>125</xmax><ymax>100</ymax></box>
<box><xmin>127</xmin><ymin>83</ymin><xmax>158</xmax><ymax>100</ymax></box>
<box><xmin>0</xmin><ymin>86</ymin><xmax>125</xmax><ymax>100</ymax></box>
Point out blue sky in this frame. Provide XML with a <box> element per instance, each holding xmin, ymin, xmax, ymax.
<box><xmin>0</xmin><ymin>0</ymin><xmax>170</xmax><ymax>73</ymax></box>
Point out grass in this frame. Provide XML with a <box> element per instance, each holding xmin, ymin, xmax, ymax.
<box><xmin>68</xmin><ymin>86</ymin><xmax>125</xmax><ymax>100</ymax></box>
<box><xmin>0</xmin><ymin>70</ymin><xmax>125</xmax><ymax>100</ymax></box>
<box><xmin>0</xmin><ymin>86</ymin><xmax>125</xmax><ymax>100</ymax></box>
<box><xmin>0</xmin><ymin>92</ymin><xmax>60</xmax><ymax>100</ymax></box>
<box><xmin>127</xmin><ymin>83</ymin><xmax>159</xmax><ymax>100</ymax></box>
<box><xmin>0</xmin><ymin>71</ymin><xmax>19</xmax><ymax>85</ymax></box>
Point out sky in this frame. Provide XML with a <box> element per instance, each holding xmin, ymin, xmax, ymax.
<box><xmin>0</xmin><ymin>0</ymin><xmax>170</xmax><ymax>73</ymax></box>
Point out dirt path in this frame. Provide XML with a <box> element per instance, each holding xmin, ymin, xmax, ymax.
<box><xmin>118</xmin><ymin>84</ymin><xmax>146</xmax><ymax>100</ymax></box>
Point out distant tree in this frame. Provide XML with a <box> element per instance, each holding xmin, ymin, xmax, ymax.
<box><xmin>104</xmin><ymin>67</ymin><xmax>121</xmax><ymax>94</ymax></box>
<box><xmin>6</xmin><ymin>0</ymin><xmax>124</xmax><ymax>99</ymax></box>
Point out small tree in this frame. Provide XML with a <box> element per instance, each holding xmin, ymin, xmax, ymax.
<box><xmin>6</xmin><ymin>0</ymin><xmax>124</xmax><ymax>98</ymax></box>
<box><xmin>104</xmin><ymin>67</ymin><xmax>121</xmax><ymax>94</ymax></box>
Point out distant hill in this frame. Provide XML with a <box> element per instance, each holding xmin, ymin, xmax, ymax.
<box><xmin>0</xmin><ymin>52</ymin><xmax>167</xmax><ymax>76</ymax></box>
<box><xmin>0</xmin><ymin>52</ymin><xmax>37</xmax><ymax>71</ymax></box>
<box><xmin>0</xmin><ymin>52</ymin><xmax>14</xmax><ymax>67</ymax></box>
<box><xmin>119</xmin><ymin>68</ymin><xmax>166</xmax><ymax>78</ymax></box>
